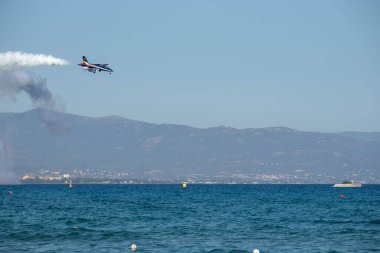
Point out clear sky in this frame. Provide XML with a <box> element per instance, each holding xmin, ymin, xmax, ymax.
<box><xmin>0</xmin><ymin>0</ymin><xmax>379</xmax><ymax>132</ymax></box>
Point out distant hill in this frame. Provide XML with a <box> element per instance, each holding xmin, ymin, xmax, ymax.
<box><xmin>0</xmin><ymin>109</ymin><xmax>379</xmax><ymax>183</ymax></box>
<box><xmin>339</xmin><ymin>132</ymin><xmax>380</xmax><ymax>142</ymax></box>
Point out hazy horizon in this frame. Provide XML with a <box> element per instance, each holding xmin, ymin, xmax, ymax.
<box><xmin>2</xmin><ymin>107</ymin><xmax>380</xmax><ymax>134</ymax></box>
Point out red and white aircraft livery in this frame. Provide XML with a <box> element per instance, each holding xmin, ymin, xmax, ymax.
<box><xmin>78</xmin><ymin>56</ymin><xmax>113</xmax><ymax>74</ymax></box>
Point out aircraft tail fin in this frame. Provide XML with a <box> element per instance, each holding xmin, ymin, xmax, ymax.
<box><xmin>82</xmin><ymin>56</ymin><xmax>88</xmax><ymax>62</ymax></box>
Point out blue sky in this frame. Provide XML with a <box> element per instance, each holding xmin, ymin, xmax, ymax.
<box><xmin>0</xmin><ymin>0</ymin><xmax>379</xmax><ymax>132</ymax></box>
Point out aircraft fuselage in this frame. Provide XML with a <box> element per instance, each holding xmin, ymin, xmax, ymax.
<box><xmin>78</xmin><ymin>56</ymin><xmax>113</xmax><ymax>74</ymax></box>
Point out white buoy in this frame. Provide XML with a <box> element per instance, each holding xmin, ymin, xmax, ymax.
<box><xmin>252</xmin><ymin>249</ymin><xmax>260</xmax><ymax>253</ymax></box>
<box><xmin>130</xmin><ymin>244</ymin><xmax>137</xmax><ymax>251</ymax></box>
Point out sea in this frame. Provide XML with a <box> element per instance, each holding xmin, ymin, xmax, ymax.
<box><xmin>0</xmin><ymin>184</ymin><xmax>379</xmax><ymax>253</ymax></box>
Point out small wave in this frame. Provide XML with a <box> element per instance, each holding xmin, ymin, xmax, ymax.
<box><xmin>339</xmin><ymin>228</ymin><xmax>357</xmax><ymax>234</ymax></box>
<box><xmin>6</xmin><ymin>231</ymin><xmax>55</xmax><ymax>241</ymax></box>
<box><xmin>65</xmin><ymin>217</ymin><xmax>92</xmax><ymax>226</ymax></box>
<box><xmin>313</xmin><ymin>219</ymin><xmax>354</xmax><ymax>224</ymax></box>
<box><xmin>207</xmin><ymin>249</ymin><xmax>249</xmax><ymax>253</ymax></box>
<box><xmin>70</xmin><ymin>226</ymin><xmax>94</xmax><ymax>232</ymax></box>
<box><xmin>369</xmin><ymin>219</ymin><xmax>380</xmax><ymax>225</ymax></box>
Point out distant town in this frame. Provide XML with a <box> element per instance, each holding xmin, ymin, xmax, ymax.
<box><xmin>19</xmin><ymin>168</ymin><xmax>372</xmax><ymax>184</ymax></box>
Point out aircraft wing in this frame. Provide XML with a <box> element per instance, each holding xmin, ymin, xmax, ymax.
<box><xmin>79</xmin><ymin>56</ymin><xmax>113</xmax><ymax>74</ymax></box>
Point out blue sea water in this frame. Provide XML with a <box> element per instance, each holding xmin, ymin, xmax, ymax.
<box><xmin>0</xmin><ymin>184</ymin><xmax>379</xmax><ymax>253</ymax></box>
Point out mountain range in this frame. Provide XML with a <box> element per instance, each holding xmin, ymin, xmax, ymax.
<box><xmin>0</xmin><ymin>109</ymin><xmax>379</xmax><ymax>183</ymax></box>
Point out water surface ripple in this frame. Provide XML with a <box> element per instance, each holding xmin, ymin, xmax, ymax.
<box><xmin>0</xmin><ymin>184</ymin><xmax>379</xmax><ymax>252</ymax></box>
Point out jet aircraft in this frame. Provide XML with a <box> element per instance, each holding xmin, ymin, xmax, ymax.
<box><xmin>78</xmin><ymin>56</ymin><xmax>113</xmax><ymax>74</ymax></box>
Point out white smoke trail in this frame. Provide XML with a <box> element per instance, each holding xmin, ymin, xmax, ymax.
<box><xmin>0</xmin><ymin>51</ymin><xmax>69</xmax><ymax>70</ymax></box>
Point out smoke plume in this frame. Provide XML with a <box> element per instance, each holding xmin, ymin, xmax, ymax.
<box><xmin>0</xmin><ymin>70</ymin><xmax>57</xmax><ymax>108</ymax></box>
<box><xmin>0</xmin><ymin>51</ymin><xmax>69</xmax><ymax>184</ymax></box>
<box><xmin>0</xmin><ymin>134</ymin><xmax>18</xmax><ymax>185</ymax></box>
<box><xmin>0</xmin><ymin>51</ymin><xmax>68</xmax><ymax>110</ymax></box>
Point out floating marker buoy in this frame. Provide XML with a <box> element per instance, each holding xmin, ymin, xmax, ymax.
<box><xmin>182</xmin><ymin>182</ymin><xmax>187</xmax><ymax>188</ymax></box>
<box><xmin>69</xmin><ymin>179</ymin><xmax>72</xmax><ymax>188</ymax></box>
<box><xmin>253</xmin><ymin>249</ymin><xmax>260</xmax><ymax>253</ymax></box>
<box><xmin>130</xmin><ymin>244</ymin><xmax>137</xmax><ymax>251</ymax></box>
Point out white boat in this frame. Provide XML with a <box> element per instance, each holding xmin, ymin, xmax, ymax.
<box><xmin>333</xmin><ymin>181</ymin><xmax>362</xmax><ymax>187</ymax></box>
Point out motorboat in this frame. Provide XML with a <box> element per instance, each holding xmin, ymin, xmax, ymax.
<box><xmin>333</xmin><ymin>181</ymin><xmax>362</xmax><ymax>187</ymax></box>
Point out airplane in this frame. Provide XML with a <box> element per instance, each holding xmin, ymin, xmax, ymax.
<box><xmin>78</xmin><ymin>56</ymin><xmax>113</xmax><ymax>74</ymax></box>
